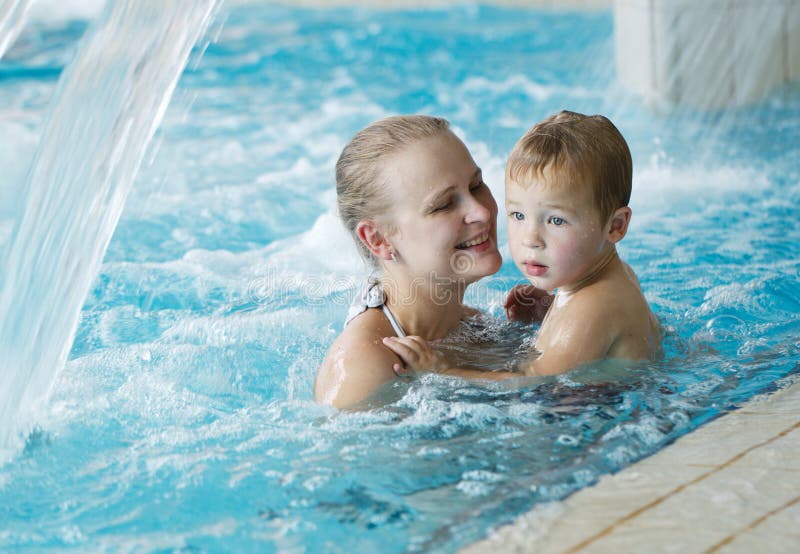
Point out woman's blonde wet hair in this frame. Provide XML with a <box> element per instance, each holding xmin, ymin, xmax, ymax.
<box><xmin>336</xmin><ymin>114</ymin><xmax>451</xmax><ymax>265</ymax></box>
<box><xmin>507</xmin><ymin>110</ymin><xmax>632</xmax><ymax>223</ymax></box>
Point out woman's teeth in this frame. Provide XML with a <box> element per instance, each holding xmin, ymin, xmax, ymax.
<box><xmin>456</xmin><ymin>233</ymin><xmax>489</xmax><ymax>249</ymax></box>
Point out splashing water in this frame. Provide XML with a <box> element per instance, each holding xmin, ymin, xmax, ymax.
<box><xmin>0</xmin><ymin>0</ymin><xmax>219</xmax><ymax>462</ymax></box>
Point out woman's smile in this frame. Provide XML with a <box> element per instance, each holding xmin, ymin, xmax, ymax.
<box><xmin>455</xmin><ymin>230</ymin><xmax>490</xmax><ymax>250</ymax></box>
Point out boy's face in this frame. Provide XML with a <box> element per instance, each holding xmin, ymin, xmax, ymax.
<box><xmin>505</xmin><ymin>165</ymin><xmax>612</xmax><ymax>293</ymax></box>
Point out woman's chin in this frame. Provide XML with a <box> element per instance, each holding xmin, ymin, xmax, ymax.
<box><xmin>481</xmin><ymin>252</ymin><xmax>503</xmax><ymax>277</ymax></box>
<box><xmin>460</xmin><ymin>250</ymin><xmax>503</xmax><ymax>283</ymax></box>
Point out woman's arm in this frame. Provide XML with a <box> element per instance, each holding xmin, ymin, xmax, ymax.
<box><xmin>382</xmin><ymin>336</ymin><xmax>524</xmax><ymax>381</ymax></box>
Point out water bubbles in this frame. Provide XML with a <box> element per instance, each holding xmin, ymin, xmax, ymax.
<box><xmin>456</xmin><ymin>470</ymin><xmax>504</xmax><ymax>497</ymax></box>
<box><xmin>667</xmin><ymin>410</ymin><xmax>691</xmax><ymax>429</ymax></box>
<box><xmin>556</xmin><ymin>434</ymin><xmax>579</xmax><ymax>447</ymax></box>
<box><xmin>606</xmin><ymin>445</ymin><xmax>638</xmax><ymax>466</ymax></box>
<box><xmin>416</xmin><ymin>445</ymin><xmax>448</xmax><ymax>458</ymax></box>
<box><xmin>302</xmin><ymin>475</ymin><xmax>329</xmax><ymax>492</ymax></box>
<box><xmin>705</xmin><ymin>314</ymin><xmax>748</xmax><ymax>339</ymax></box>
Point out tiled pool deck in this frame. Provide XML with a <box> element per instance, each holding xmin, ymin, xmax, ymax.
<box><xmin>462</xmin><ymin>374</ymin><xmax>800</xmax><ymax>553</ymax></box>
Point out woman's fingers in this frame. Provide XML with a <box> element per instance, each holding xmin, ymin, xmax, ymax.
<box><xmin>382</xmin><ymin>336</ymin><xmax>442</xmax><ymax>372</ymax></box>
<box><xmin>392</xmin><ymin>362</ymin><xmax>410</xmax><ymax>376</ymax></box>
<box><xmin>405</xmin><ymin>335</ymin><xmax>432</xmax><ymax>351</ymax></box>
<box><xmin>382</xmin><ymin>336</ymin><xmax>421</xmax><ymax>364</ymax></box>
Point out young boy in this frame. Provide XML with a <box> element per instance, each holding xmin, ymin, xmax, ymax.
<box><xmin>384</xmin><ymin>110</ymin><xmax>661</xmax><ymax>377</ymax></box>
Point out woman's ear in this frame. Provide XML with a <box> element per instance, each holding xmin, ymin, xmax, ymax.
<box><xmin>356</xmin><ymin>220</ymin><xmax>394</xmax><ymax>261</ymax></box>
<box><xmin>607</xmin><ymin>206</ymin><xmax>632</xmax><ymax>243</ymax></box>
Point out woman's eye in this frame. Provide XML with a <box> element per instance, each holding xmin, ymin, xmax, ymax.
<box><xmin>549</xmin><ymin>216</ymin><xmax>565</xmax><ymax>226</ymax></box>
<box><xmin>510</xmin><ymin>211</ymin><xmax>524</xmax><ymax>221</ymax></box>
<box><xmin>469</xmin><ymin>181</ymin><xmax>487</xmax><ymax>192</ymax></box>
<box><xmin>432</xmin><ymin>201</ymin><xmax>452</xmax><ymax>213</ymax></box>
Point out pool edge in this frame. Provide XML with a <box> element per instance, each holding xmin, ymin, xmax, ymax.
<box><xmin>461</xmin><ymin>373</ymin><xmax>800</xmax><ymax>553</ymax></box>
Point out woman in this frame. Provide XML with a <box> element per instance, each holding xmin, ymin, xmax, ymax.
<box><xmin>314</xmin><ymin>115</ymin><xmax>504</xmax><ymax>408</ymax></box>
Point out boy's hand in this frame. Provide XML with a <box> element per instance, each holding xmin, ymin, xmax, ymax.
<box><xmin>382</xmin><ymin>336</ymin><xmax>448</xmax><ymax>375</ymax></box>
<box><xmin>504</xmin><ymin>284</ymin><xmax>553</xmax><ymax>323</ymax></box>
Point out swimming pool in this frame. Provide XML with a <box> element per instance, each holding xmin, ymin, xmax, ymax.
<box><xmin>1</xmin><ymin>2</ymin><xmax>799</xmax><ymax>552</ymax></box>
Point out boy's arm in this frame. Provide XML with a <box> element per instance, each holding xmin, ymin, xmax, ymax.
<box><xmin>382</xmin><ymin>336</ymin><xmax>523</xmax><ymax>381</ymax></box>
<box><xmin>523</xmin><ymin>299</ymin><xmax>616</xmax><ymax>376</ymax></box>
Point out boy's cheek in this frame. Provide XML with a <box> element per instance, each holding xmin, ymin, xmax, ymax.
<box><xmin>506</xmin><ymin>228</ymin><xmax>521</xmax><ymax>248</ymax></box>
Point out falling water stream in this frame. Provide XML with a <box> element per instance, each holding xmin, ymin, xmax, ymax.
<box><xmin>0</xmin><ymin>0</ymin><xmax>219</xmax><ymax>462</ymax></box>
<box><xmin>0</xmin><ymin>0</ymin><xmax>30</xmax><ymax>60</ymax></box>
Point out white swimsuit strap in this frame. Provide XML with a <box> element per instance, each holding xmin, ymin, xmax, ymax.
<box><xmin>345</xmin><ymin>276</ymin><xmax>406</xmax><ymax>337</ymax></box>
<box><xmin>381</xmin><ymin>304</ymin><xmax>407</xmax><ymax>338</ymax></box>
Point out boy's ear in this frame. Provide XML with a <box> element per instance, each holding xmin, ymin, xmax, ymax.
<box><xmin>356</xmin><ymin>220</ymin><xmax>394</xmax><ymax>261</ymax></box>
<box><xmin>606</xmin><ymin>207</ymin><xmax>632</xmax><ymax>243</ymax></box>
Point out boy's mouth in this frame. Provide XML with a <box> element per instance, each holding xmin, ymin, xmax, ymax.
<box><xmin>523</xmin><ymin>262</ymin><xmax>548</xmax><ymax>277</ymax></box>
<box><xmin>456</xmin><ymin>231</ymin><xmax>490</xmax><ymax>249</ymax></box>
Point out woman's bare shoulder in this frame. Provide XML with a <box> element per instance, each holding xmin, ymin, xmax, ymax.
<box><xmin>315</xmin><ymin>309</ymin><xmax>401</xmax><ymax>408</ymax></box>
<box><xmin>324</xmin><ymin>313</ymin><xmax>398</xmax><ymax>367</ymax></box>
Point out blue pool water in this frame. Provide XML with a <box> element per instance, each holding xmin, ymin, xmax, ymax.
<box><xmin>1</xmin><ymin>2</ymin><xmax>799</xmax><ymax>552</ymax></box>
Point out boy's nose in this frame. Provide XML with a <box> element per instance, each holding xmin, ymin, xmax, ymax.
<box><xmin>522</xmin><ymin>224</ymin><xmax>544</xmax><ymax>248</ymax></box>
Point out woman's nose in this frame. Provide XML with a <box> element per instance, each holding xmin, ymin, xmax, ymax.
<box><xmin>463</xmin><ymin>192</ymin><xmax>494</xmax><ymax>224</ymax></box>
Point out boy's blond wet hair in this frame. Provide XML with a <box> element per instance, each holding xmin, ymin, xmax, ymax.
<box><xmin>506</xmin><ymin>111</ymin><xmax>632</xmax><ymax>223</ymax></box>
<box><xmin>336</xmin><ymin>114</ymin><xmax>451</xmax><ymax>266</ymax></box>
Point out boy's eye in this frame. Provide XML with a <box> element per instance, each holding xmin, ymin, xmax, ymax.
<box><xmin>549</xmin><ymin>216</ymin><xmax>565</xmax><ymax>226</ymax></box>
<box><xmin>469</xmin><ymin>180</ymin><xmax>487</xmax><ymax>192</ymax></box>
<box><xmin>509</xmin><ymin>211</ymin><xmax>524</xmax><ymax>221</ymax></box>
<box><xmin>432</xmin><ymin>201</ymin><xmax>452</xmax><ymax>213</ymax></box>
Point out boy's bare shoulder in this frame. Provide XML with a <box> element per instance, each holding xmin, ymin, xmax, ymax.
<box><xmin>590</xmin><ymin>260</ymin><xmax>647</xmax><ymax>306</ymax></box>
<box><xmin>549</xmin><ymin>274</ymin><xmax>629</xmax><ymax>322</ymax></box>
<box><xmin>543</xmin><ymin>284</ymin><xmax>620</xmax><ymax>340</ymax></box>
<box><xmin>315</xmin><ymin>309</ymin><xmax>400</xmax><ymax>407</ymax></box>
<box><xmin>588</xmin><ymin>264</ymin><xmax>661</xmax><ymax>358</ymax></box>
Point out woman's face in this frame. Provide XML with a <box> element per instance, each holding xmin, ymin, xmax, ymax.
<box><xmin>379</xmin><ymin>130</ymin><xmax>502</xmax><ymax>288</ymax></box>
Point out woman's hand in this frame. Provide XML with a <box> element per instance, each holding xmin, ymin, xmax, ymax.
<box><xmin>382</xmin><ymin>336</ymin><xmax>448</xmax><ymax>375</ymax></box>
<box><xmin>504</xmin><ymin>284</ymin><xmax>553</xmax><ymax>324</ymax></box>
